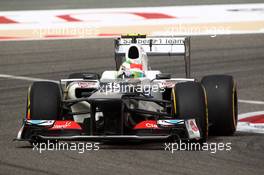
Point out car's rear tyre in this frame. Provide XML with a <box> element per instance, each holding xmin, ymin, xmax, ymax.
<box><xmin>27</xmin><ymin>81</ymin><xmax>61</xmax><ymax>120</ymax></box>
<box><xmin>173</xmin><ymin>82</ymin><xmax>208</xmax><ymax>140</ymax></box>
<box><xmin>201</xmin><ymin>75</ymin><xmax>237</xmax><ymax>136</ymax></box>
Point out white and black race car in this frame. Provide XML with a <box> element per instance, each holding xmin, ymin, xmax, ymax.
<box><xmin>16</xmin><ymin>34</ymin><xmax>238</xmax><ymax>144</ymax></box>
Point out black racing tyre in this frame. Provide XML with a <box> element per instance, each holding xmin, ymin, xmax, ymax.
<box><xmin>27</xmin><ymin>81</ymin><xmax>62</xmax><ymax>120</ymax></box>
<box><xmin>68</xmin><ymin>72</ymin><xmax>100</xmax><ymax>79</ymax></box>
<box><xmin>173</xmin><ymin>81</ymin><xmax>208</xmax><ymax>139</ymax></box>
<box><xmin>201</xmin><ymin>75</ymin><xmax>238</xmax><ymax>136</ymax></box>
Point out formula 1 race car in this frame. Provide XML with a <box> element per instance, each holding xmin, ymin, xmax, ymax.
<box><xmin>16</xmin><ymin>34</ymin><xmax>238</xmax><ymax>144</ymax></box>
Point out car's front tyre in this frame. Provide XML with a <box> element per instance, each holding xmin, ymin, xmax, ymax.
<box><xmin>173</xmin><ymin>81</ymin><xmax>208</xmax><ymax>140</ymax></box>
<box><xmin>27</xmin><ymin>81</ymin><xmax>61</xmax><ymax>120</ymax></box>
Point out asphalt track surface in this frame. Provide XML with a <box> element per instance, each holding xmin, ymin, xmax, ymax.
<box><xmin>0</xmin><ymin>34</ymin><xmax>263</xmax><ymax>175</ymax></box>
<box><xmin>0</xmin><ymin>1</ymin><xmax>264</xmax><ymax>175</ymax></box>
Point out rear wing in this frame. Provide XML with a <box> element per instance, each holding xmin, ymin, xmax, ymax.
<box><xmin>114</xmin><ymin>35</ymin><xmax>191</xmax><ymax>78</ymax></box>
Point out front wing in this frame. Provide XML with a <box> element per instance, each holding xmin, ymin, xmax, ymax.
<box><xmin>16</xmin><ymin>118</ymin><xmax>201</xmax><ymax>142</ymax></box>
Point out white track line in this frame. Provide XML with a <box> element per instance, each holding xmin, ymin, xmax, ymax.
<box><xmin>0</xmin><ymin>74</ymin><xmax>58</xmax><ymax>83</ymax></box>
<box><xmin>238</xmin><ymin>99</ymin><xmax>264</xmax><ymax>105</ymax></box>
<box><xmin>0</xmin><ymin>74</ymin><xmax>263</xmax><ymax>105</ymax></box>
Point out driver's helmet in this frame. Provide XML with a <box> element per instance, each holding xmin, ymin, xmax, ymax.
<box><xmin>118</xmin><ymin>44</ymin><xmax>146</xmax><ymax>78</ymax></box>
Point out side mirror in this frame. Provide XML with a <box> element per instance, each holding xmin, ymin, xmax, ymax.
<box><xmin>83</xmin><ymin>73</ymin><xmax>100</xmax><ymax>80</ymax></box>
<box><xmin>156</xmin><ymin>74</ymin><xmax>171</xmax><ymax>80</ymax></box>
